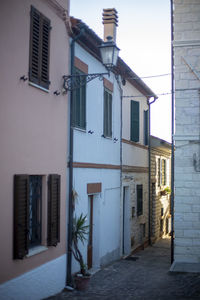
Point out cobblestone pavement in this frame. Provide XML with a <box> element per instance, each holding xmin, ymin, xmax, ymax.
<box><xmin>46</xmin><ymin>239</ymin><xmax>200</xmax><ymax>300</ymax></box>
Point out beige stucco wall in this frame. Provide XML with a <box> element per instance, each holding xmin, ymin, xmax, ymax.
<box><xmin>0</xmin><ymin>0</ymin><xmax>69</xmax><ymax>283</ymax></box>
<box><xmin>150</xmin><ymin>147</ymin><xmax>171</xmax><ymax>242</ymax></box>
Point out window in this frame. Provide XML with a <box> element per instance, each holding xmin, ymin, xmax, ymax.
<box><xmin>103</xmin><ymin>88</ymin><xmax>112</xmax><ymax>137</ymax></box>
<box><xmin>166</xmin><ymin>218</ymin><xmax>169</xmax><ymax>234</ymax></box>
<box><xmin>29</xmin><ymin>175</ymin><xmax>42</xmax><ymax>247</ymax></box>
<box><xmin>160</xmin><ymin>219</ymin><xmax>163</xmax><ymax>233</ymax></box>
<box><xmin>137</xmin><ymin>184</ymin><xmax>143</xmax><ymax>216</ymax></box>
<box><xmin>29</xmin><ymin>6</ymin><xmax>51</xmax><ymax>90</ymax></box>
<box><xmin>158</xmin><ymin>158</ymin><xmax>167</xmax><ymax>186</ymax></box>
<box><xmin>72</xmin><ymin>68</ymin><xmax>86</xmax><ymax>129</ymax></box>
<box><xmin>13</xmin><ymin>174</ymin><xmax>60</xmax><ymax>259</ymax></box>
<box><xmin>130</xmin><ymin>100</ymin><xmax>139</xmax><ymax>142</ymax></box>
<box><xmin>144</xmin><ymin>110</ymin><xmax>148</xmax><ymax>145</ymax></box>
<box><xmin>161</xmin><ymin>159</ymin><xmax>166</xmax><ymax>185</ymax></box>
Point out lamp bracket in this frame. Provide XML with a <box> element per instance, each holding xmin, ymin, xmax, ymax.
<box><xmin>63</xmin><ymin>72</ymin><xmax>109</xmax><ymax>93</ymax></box>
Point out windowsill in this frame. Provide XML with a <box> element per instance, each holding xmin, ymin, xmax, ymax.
<box><xmin>29</xmin><ymin>81</ymin><xmax>49</xmax><ymax>93</ymax></box>
<box><xmin>26</xmin><ymin>245</ymin><xmax>48</xmax><ymax>258</ymax></box>
<box><xmin>74</xmin><ymin>127</ymin><xmax>86</xmax><ymax>133</ymax></box>
<box><xmin>102</xmin><ymin>135</ymin><xmax>112</xmax><ymax>140</ymax></box>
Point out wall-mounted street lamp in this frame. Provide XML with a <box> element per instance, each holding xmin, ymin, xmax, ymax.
<box><xmin>63</xmin><ymin>36</ymin><xmax>120</xmax><ymax>93</ymax></box>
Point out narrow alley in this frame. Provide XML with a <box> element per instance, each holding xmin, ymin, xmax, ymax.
<box><xmin>46</xmin><ymin>239</ymin><xmax>200</xmax><ymax>300</ymax></box>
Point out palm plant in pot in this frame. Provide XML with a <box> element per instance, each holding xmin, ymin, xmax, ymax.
<box><xmin>71</xmin><ymin>213</ymin><xmax>90</xmax><ymax>290</ymax></box>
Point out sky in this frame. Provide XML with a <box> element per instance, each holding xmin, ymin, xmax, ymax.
<box><xmin>70</xmin><ymin>0</ymin><xmax>171</xmax><ymax>142</ymax></box>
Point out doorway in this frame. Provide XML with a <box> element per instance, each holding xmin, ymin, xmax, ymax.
<box><xmin>122</xmin><ymin>186</ymin><xmax>131</xmax><ymax>255</ymax></box>
<box><xmin>87</xmin><ymin>195</ymin><xmax>93</xmax><ymax>269</ymax></box>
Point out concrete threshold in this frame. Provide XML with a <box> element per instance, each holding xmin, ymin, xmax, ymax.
<box><xmin>170</xmin><ymin>261</ymin><xmax>200</xmax><ymax>273</ymax></box>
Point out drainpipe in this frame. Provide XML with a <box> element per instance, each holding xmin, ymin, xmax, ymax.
<box><xmin>115</xmin><ymin>74</ymin><xmax>123</xmax><ymax>255</ymax></box>
<box><xmin>170</xmin><ymin>0</ymin><xmax>175</xmax><ymax>264</ymax></box>
<box><xmin>148</xmin><ymin>96</ymin><xmax>157</xmax><ymax>247</ymax></box>
<box><xmin>66</xmin><ymin>27</ymin><xmax>84</xmax><ymax>286</ymax></box>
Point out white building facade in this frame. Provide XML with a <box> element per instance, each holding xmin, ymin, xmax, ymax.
<box><xmin>172</xmin><ymin>0</ymin><xmax>200</xmax><ymax>271</ymax></box>
<box><xmin>69</xmin><ymin>17</ymin><xmax>121</xmax><ymax>272</ymax></box>
<box><xmin>120</xmin><ymin>61</ymin><xmax>157</xmax><ymax>254</ymax></box>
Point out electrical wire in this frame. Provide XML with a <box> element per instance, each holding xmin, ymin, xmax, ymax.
<box><xmin>123</xmin><ymin>92</ymin><xmax>172</xmax><ymax>98</ymax></box>
<box><xmin>125</xmin><ymin>73</ymin><xmax>171</xmax><ymax>80</ymax></box>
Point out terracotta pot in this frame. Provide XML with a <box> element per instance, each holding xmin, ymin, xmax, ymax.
<box><xmin>74</xmin><ymin>275</ymin><xmax>90</xmax><ymax>291</ymax></box>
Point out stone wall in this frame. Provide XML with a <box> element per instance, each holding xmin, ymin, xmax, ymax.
<box><xmin>174</xmin><ymin>0</ymin><xmax>200</xmax><ymax>264</ymax></box>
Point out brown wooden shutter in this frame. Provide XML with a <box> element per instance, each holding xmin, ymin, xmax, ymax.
<box><xmin>29</xmin><ymin>6</ymin><xmax>40</xmax><ymax>85</ymax></box>
<box><xmin>40</xmin><ymin>14</ymin><xmax>51</xmax><ymax>89</ymax></box>
<box><xmin>13</xmin><ymin>175</ymin><xmax>29</xmax><ymax>259</ymax></box>
<box><xmin>29</xmin><ymin>6</ymin><xmax>50</xmax><ymax>89</ymax></box>
<box><xmin>48</xmin><ymin>174</ymin><xmax>61</xmax><ymax>246</ymax></box>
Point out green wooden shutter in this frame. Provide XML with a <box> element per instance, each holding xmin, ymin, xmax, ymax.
<box><xmin>144</xmin><ymin>110</ymin><xmax>149</xmax><ymax>145</ymax></box>
<box><xmin>48</xmin><ymin>174</ymin><xmax>61</xmax><ymax>246</ymax></box>
<box><xmin>162</xmin><ymin>159</ymin><xmax>166</xmax><ymax>185</ymax></box>
<box><xmin>108</xmin><ymin>92</ymin><xmax>112</xmax><ymax>137</ymax></box>
<box><xmin>103</xmin><ymin>89</ymin><xmax>108</xmax><ymax>136</ymax></box>
<box><xmin>137</xmin><ymin>184</ymin><xmax>143</xmax><ymax>216</ymax></box>
<box><xmin>29</xmin><ymin>6</ymin><xmax>50</xmax><ymax>89</ymax></box>
<box><xmin>130</xmin><ymin>100</ymin><xmax>139</xmax><ymax>142</ymax></box>
<box><xmin>158</xmin><ymin>158</ymin><xmax>161</xmax><ymax>187</ymax></box>
<box><xmin>13</xmin><ymin>175</ymin><xmax>29</xmax><ymax>259</ymax></box>
<box><xmin>72</xmin><ymin>68</ymin><xmax>86</xmax><ymax>129</ymax></box>
<box><xmin>104</xmin><ymin>89</ymin><xmax>112</xmax><ymax>137</ymax></box>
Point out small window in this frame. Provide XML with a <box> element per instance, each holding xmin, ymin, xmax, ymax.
<box><xmin>166</xmin><ymin>218</ymin><xmax>169</xmax><ymax>234</ymax></box>
<box><xmin>103</xmin><ymin>88</ymin><xmax>112</xmax><ymax>137</ymax></box>
<box><xmin>161</xmin><ymin>207</ymin><xmax>164</xmax><ymax>217</ymax></box>
<box><xmin>160</xmin><ymin>219</ymin><xmax>163</xmax><ymax>233</ymax></box>
<box><xmin>29</xmin><ymin>6</ymin><xmax>51</xmax><ymax>89</ymax></box>
<box><xmin>137</xmin><ymin>184</ymin><xmax>143</xmax><ymax>216</ymax></box>
<box><xmin>72</xmin><ymin>68</ymin><xmax>86</xmax><ymax>129</ymax></box>
<box><xmin>130</xmin><ymin>100</ymin><xmax>139</xmax><ymax>142</ymax></box>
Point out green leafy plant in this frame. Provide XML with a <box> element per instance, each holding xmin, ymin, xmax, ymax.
<box><xmin>71</xmin><ymin>213</ymin><xmax>89</xmax><ymax>276</ymax></box>
<box><xmin>164</xmin><ymin>186</ymin><xmax>171</xmax><ymax>194</ymax></box>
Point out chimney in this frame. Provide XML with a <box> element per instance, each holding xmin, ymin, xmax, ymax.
<box><xmin>102</xmin><ymin>8</ymin><xmax>118</xmax><ymax>43</ymax></box>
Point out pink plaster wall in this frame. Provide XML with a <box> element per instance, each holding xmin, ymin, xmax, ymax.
<box><xmin>0</xmin><ymin>0</ymin><xmax>69</xmax><ymax>283</ymax></box>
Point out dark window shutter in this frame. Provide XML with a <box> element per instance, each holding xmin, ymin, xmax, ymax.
<box><xmin>29</xmin><ymin>6</ymin><xmax>50</xmax><ymax>89</ymax></box>
<box><xmin>130</xmin><ymin>100</ymin><xmax>139</xmax><ymax>142</ymax></box>
<box><xmin>40</xmin><ymin>15</ymin><xmax>50</xmax><ymax>89</ymax></box>
<box><xmin>104</xmin><ymin>89</ymin><xmax>112</xmax><ymax>137</ymax></box>
<box><xmin>144</xmin><ymin>110</ymin><xmax>149</xmax><ymax>145</ymax></box>
<box><xmin>72</xmin><ymin>68</ymin><xmax>86</xmax><ymax>129</ymax></box>
<box><xmin>13</xmin><ymin>175</ymin><xmax>29</xmax><ymax>259</ymax></box>
<box><xmin>137</xmin><ymin>184</ymin><xmax>143</xmax><ymax>216</ymax></box>
<box><xmin>158</xmin><ymin>158</ymin><xmax>161</xmax><ymax>187</ymax></box>
<box><xmin>162</xmin><ymin>159</ymin><xmax>166</xmax><ymax>185</ymax></box>
<box><xmin>29</xmin><ymin>6</ymin><xmax>40</xmax><ymax>85</ymax></box>
<box><xmin>48</xmin><ymin>174</ymin><xmax>61</xmax><ymax>246</ymax></box>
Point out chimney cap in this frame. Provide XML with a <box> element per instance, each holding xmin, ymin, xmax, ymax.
<box><xmin>102</xmin><ymin>8</ymin><xmax>118</xmax><ymax>26</ymax></box>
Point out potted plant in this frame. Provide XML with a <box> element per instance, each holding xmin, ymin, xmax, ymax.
<box><xmin>71</xmin><ymin>213</ymin><xmax>90</xmax><ymax>290</ymax></box>
<box><xmin>160</xmin><ymin>186</ymin><xmax>171</xmax><ymax>196</ymax></box>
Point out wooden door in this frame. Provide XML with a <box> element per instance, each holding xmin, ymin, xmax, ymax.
<box><xmin>87</xmin><ymin>195</ymin><xmax>93</xmax><ymax>269</ymax></box>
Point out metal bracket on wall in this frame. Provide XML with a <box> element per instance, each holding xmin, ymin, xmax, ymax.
<box><xmin>63</xmin><ymin>72</ymin><xmax>109</xmax><ymax>93</ymax></box>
